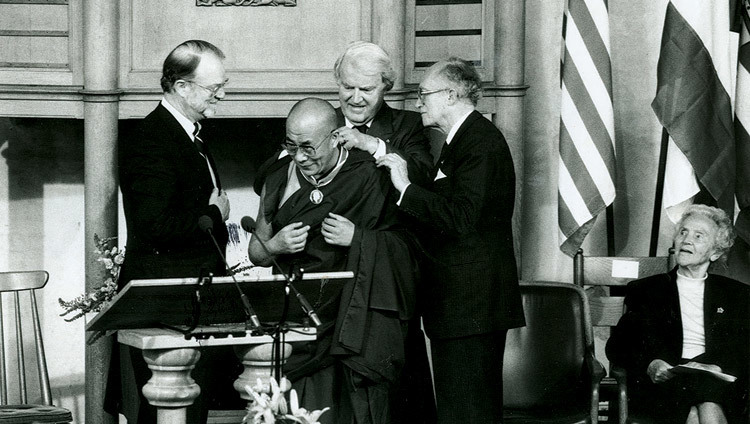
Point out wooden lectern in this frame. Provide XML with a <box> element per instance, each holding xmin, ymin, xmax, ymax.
<box><xmin>87</xmin><ymin>271</ymin><xmax>353</xmax><ymax>424</ymax></box>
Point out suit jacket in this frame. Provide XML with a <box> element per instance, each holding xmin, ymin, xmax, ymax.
<box><xmin>607</xmin><ymin>269</ymin><xmax>750</xmax><ymax>387</ymax></box>
<box><xmin>399</xmin><ymin>110</ymin><xmax>525</xmax><ymax>339</ymax></box>
<box><xmin>335</xmin><ymin>103</ymin><xmax>433</xmax><ymax>186</ymax></box>
<box><xmin>118</xmin><ymin>103</ymin><xmax>228</xmax><ymax>286</ymax></box>
<box><xmin>252</xmin><ymin>103</ymin><xmax>432</xmax><ymax>194</ymax></box>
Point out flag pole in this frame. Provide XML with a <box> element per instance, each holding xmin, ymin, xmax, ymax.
<box><xmin>650</xmin><ymin>128</ymin><xmax>670</xmax><ymax>256</ymax></box>
<box><xmin>606</xmin><ymin>204</ymin><xmax>615</xmax><ymax>256</ymax></box>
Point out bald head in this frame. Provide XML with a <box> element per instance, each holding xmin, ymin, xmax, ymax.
<box><xmin>287</xmin><ymin>98</ymin><xmax>338</xmax><ymax>135</ymax></box>
<box><xmin>285</xmin><ymin>98</ymin><xmax>340</xmax><ymax>179</ymax></box>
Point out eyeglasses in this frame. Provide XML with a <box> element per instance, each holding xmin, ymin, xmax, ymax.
<box><xmin>187</xmin><ymin>80</ymin><xmax>228</xmax><ymax>96</ymax></box>
<box><xmin>417</xmin><ymin>87</ymin><xmax>450</xmax><ymax>102</ymax></box>
<box><xmin>282</xmin><ymin>131</ymin><xmax>335</xmax><ymax>157</ymax></box>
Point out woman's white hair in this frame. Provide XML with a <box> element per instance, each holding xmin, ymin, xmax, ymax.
<box><xmin>677</xmin><ymin>204</ymin><xmax>735</xmax><ymax>261</ymax></box>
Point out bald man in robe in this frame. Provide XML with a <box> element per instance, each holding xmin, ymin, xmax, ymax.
<box><xmin>248</xmin><ymin>98</ymin><xmax>419</xmax><ymax>424</ymax></box>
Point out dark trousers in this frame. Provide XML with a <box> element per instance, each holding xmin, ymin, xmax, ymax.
<box><xmin>430</xmin><ymin>330</ymin><xmax>507</xmax><ymax>424</ymax></box>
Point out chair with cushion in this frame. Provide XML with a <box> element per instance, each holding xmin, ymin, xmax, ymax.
<box><xmin>503</xmin><ymin>281</ymin><xmax>605</xmax><ymax>423</ymax></box>
<box><xmin>573</xmin><ymin>249</ymin><xmax>675</xmax><ymax>424</ymax></box>
<box><xmin>0</xmin><ymin>271</ymin><xmax>72</xmax><ymax>423</ymax></box>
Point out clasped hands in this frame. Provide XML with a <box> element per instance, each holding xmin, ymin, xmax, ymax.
<box><xmin>268</xmin><ymin>213</ymin><xmax>355</xmax><ymax>254</ymax></box>
<box><xmin>647</xmin><ymin>359</ymin><xmax>723</xmax><ymax>384</ymax></box>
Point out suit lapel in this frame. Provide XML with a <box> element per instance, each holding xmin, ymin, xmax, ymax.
<box><xmin>663</xmin><ymin>272</ymin><xmax>684</xmax><ymax>352</ymax></box>
<box><xmin>368</xmin><ymin>103</ymin><xmax>394</xmax><ymax>141</ymax></box>
<box><xmin>155</xmin><ymin>105</ymin><xmax>218</xmax><ymax>189</ymax></box>
<box><xmin>437</xmin><ymin>110</ymin><xmax>482</xmax><ymax>165</ymax></box>
<box><xmin>703</xmin><ymin>275</ymin><xmax>721</xmax><ymax>348</ymax></box>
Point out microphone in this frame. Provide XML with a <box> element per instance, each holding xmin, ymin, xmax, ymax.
<box><xmin>199</xmin><ymin>215</ymin><xmax>262</xmax><ymax>330</ymax></box>
<box><xmin>241</xmin><ymin>216</ymin><xmax>322</xmax><ymax>327</ymax></box>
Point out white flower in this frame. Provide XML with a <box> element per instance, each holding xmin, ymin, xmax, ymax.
<box><xmin>284</xmin><ymin>389</ymin><xmax>329</xmax><ymax>424</ymax></box>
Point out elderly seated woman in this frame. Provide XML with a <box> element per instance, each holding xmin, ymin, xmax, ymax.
<box><xmin>607</xmin><ymin>204</ymin><xmax>749</xmax><ymax>424</ymax></box>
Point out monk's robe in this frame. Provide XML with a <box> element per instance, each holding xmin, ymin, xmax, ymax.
<box><xmin>260</xmin><ymin>148</ymin><xmax>418</xmax><ymax>424</ymax></box>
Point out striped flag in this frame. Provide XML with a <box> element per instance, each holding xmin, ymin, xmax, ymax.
<box><xmin>735</xmin><ymin>0</ymin><xmax>750</xmax><ymax>244</ymax></box>
<box><xmin>558</xmin><ymin>0</ymin><xmax>616</xmax><ymax>256</ymax></box>
<box><xmin>652</xmin><ymin>0</ymin><xmax>736</xmax><ymax>224</ymax></box>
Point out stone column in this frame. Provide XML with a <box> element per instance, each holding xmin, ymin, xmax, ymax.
<box><xmin>82</xmin><ymin>1</ymin><xmax>120</xmax><ymax>422</ymax></box>
<box><xmin>372</xmin><ymin>0</ymin><xmax>406</xmax><ymax>107</ymax></box>
<box><xmin>494</xmin><ymin>0</ymin><xmax>528</xmax><ymax>276</ymax></box>
<box><xmin>142</xmin><ymin>348</ymin><xmax>202</xmax><ymax>424</ymax></box>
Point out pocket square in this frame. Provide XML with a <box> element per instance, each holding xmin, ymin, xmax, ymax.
<box><xmin>717</xmin><ymin>307</ymin><xmax>724</xmax><ymax>313</ymax></box>
<box><xmin>434</xmin><ymin>168</ymin><xmax>448</xmax><ymax>181</ymax></box>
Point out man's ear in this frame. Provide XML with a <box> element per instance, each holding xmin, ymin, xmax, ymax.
<box><xmin>445</xmin><ymin>88</ymin><xmax>458</xmax><ymax>105</ymax></box>
<box><xmin>173</xmin><ymin>80</ymin><xmax>190</xmax><ymax>97</ymax></box>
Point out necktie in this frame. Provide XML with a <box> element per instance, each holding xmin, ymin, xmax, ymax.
<box><xmin>193</xmin><ymin>123</ymin><xmax>205</xmax><ymax>154</ymax></box>
<box><xmin>354</xmin><ymin>125</ymin><xmax>369</xmax><ymax>135</ymax></box>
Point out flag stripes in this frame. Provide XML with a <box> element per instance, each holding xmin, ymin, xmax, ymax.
<box><xmin>558</xmin><ymin>0</ymin><xmax>616</xmax><ymax>256</ymax></box>
<box><xmin>653</xmin><ymin>0</ymin><xmax>736</xmax><ymax>223</ymax></box>
<box><xmin>735</xmin><ymin>0</ymin><xmax>750</xmax><ymax>243</ymax></box>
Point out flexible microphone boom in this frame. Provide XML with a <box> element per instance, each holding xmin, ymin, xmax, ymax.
<box><xmin>241</xmin><ymin>216</ymin><xmax>322</xmax><ymax>327</ymax></box>
<box><xmin>198</xmin><ymin>215</ymin><xmax>262</xmax><ymax>330</ymax></box>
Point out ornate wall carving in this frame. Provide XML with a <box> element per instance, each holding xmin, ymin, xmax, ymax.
<box><xmin>196</xmin><ymin>0</ymin><xmax>296</xmax><ymax>6</ymax></box>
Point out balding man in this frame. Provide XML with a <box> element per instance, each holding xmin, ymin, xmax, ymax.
<box><xmin>378</xmin><ymin>58</ymin><xmax>525</xmax><ymax>424</ymax></box>
<box><xmin>249</xmin><ymin>98</ymin><xmax>419</xmax><ymax>424</ymax></box>
<box><xmin>108</xmin><ymin>40</ymin><xmax>238</xmax><ymax>424</ymax></box>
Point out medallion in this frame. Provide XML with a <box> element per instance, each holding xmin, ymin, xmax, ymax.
<box><xmin>310</xmin><ymin>188</ymin><xmax>324</xmax><ymax>204</ymax></box>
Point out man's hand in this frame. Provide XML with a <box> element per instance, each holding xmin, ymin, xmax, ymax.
<box><xmin>335</xmin><ymin>126</ymin><xmax>379</xmax><ymax>155</ymax></box>
<box><xmin>376</xmin><ymin>153</ymin><xmax>411</xmax><ymax>193</ymax></box>
<box><xmin>268</xmin><ymin>222</ymin><xmax>310</xmax><ymax>254</ymax></box>
<box><xmin>322</xmin><ymin>213</ymin><xmax>355</xmax><ymax>246</ymax></box>
<box><xmin>647</xmin><ymin>359</ymin><xmax>675</xmax><ymax>384</ymax></box>
<box><xmin>209</xmin><ymin>188</ymin><xmax>230</xmax><ymax>221</ymax></box>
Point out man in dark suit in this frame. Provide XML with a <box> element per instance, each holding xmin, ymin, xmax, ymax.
<box><xmin>118</xmin><ymin>39</ymin><xmax>230</xmax><ymax>285</ymax></box>
<box><xmin>377</xmin><ymin>57</ymin><xmax>525</xmax><ymax>424</ymax></box>
<box><xmin>329</xmin><ymin>41</ymin><xmax>436</xmax><ymax>423</ymax></box>
<box><xmin>110</xmin><ymin>39</ymin><xmax>233</xmax><ymax>424</ymax></box>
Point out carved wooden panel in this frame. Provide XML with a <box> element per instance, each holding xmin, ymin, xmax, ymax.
<box><xmin>121</xmin><ymin>0</ymin><xmax>370</xmax><ymax>90</ymax></box>
<box><xmin>196</xmin><ymin>0</ymin><xmax>296</xmax><ymax>6</ymax></box>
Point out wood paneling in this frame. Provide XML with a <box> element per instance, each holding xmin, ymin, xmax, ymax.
<box><xmin>122</xmin><ymin>0</ymin><xmax>371</xmax><ymax>90</ymax></box>
<box><xmin>406</xmin><ymin>0</ymin><xmax>494</xmax><ymax>83</ymax></box>
<box><xmin>0</xmin><ymin>0</ymin><xmax>76</xmax><ymax>86</ymax></box>
<box><xmin>414</xmin><ymin>3</ymin><xmax>482</xmax><ymax>30</ymax></box>
<box><xmin>0</xmin><ymin>36</ymin><xmax>68</xmax><ymax>65</ymax></box>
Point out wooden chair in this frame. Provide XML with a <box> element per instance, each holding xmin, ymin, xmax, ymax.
<box><xmin>573</xmin><ymin>249</ymin><xmax>675</xmax><ymax>424</ymax></box>
<box><xmin>503</xmin><ymin>281</ymin><xmax>605</xmax><ymax>423</ymax></box>
<box><xmin>0</xmin><ymin>271</ymin><xmax>72</xmax><ymax>423</ymax></box>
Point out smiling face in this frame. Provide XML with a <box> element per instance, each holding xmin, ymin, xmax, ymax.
<box><xmin>181</xmin><ymin>53</ymin><xmax>227</xmax><ymax>121</ymax></box>
<box><xmin>674</xmin><ymin>214</ymin><xmax>721</xmax><ymax>275</ymax></box>
<box><xmin>336</xmin><ymin>60</ymin><xmax>387</xmax><ymax>126</ymax></box>
<box><xmin>285</xmin><ymin>114</ymin><xmax>339</xmax><ymax>180</ymax></box>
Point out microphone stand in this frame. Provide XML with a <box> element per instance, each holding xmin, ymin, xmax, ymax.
<box><xmin>247</xmin><ymin>227</ymin><xmax>323</xmax><ymax>382</ymax></box>
<box><xmin>201</xmin><ymin>216</ymin><xmax>263</xmax><ymax>334</ymax></box>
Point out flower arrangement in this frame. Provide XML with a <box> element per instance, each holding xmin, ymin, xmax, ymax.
<box><xmin>58</xmin><ymin>234</ymin><xmax>123</xmax><ymax>322</ymax></box>
<box><xmin>244</xmin><ymin>377</ymin><xmax>329</xmax><ymax>424</ymax></box>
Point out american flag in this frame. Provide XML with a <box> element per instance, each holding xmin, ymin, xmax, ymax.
<box><xmin>558</xmin><ymin>0</ymin><xmax>616</xmax><ymax>256</ymax></box>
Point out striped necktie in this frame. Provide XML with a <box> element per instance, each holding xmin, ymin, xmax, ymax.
<box><xmin>193</xmin><ymin>123</ymin><xmax>205</xmax><ymax>154</ymax></box>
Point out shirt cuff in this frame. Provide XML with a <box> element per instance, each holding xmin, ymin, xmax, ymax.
<box><xmin>373</xmin><ymin>138</ymin><xmax>387</xmax><ymax>158</ymax></box>
<box><xmin>396</xmin><ymin>183</ymin><xmax>411</xmax><ymax>206</ymax></box>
